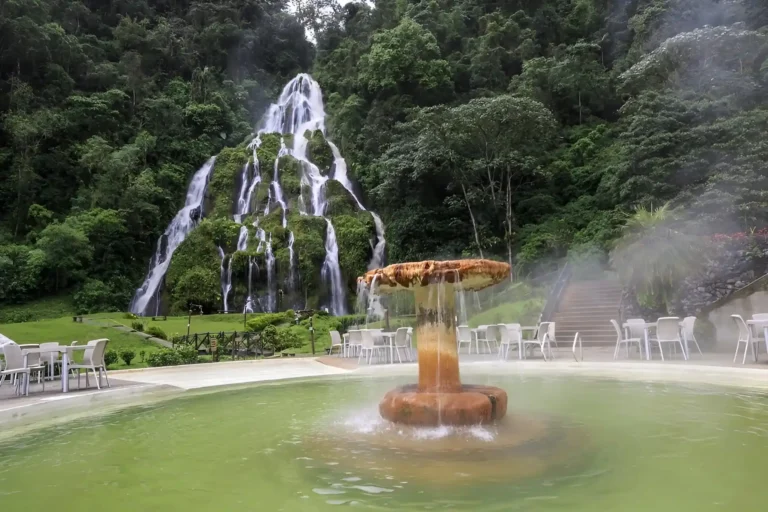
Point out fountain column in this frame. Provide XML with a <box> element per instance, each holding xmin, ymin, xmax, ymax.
<box><xmin>414</xmin><ymin>284</ymin><xmax>461</xmax><ymax>393</ymax></box>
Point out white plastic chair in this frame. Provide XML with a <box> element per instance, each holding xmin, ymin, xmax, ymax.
<box><xmin>680</xmin><ymin>317</ymin><xmax>703</xmax><ymax>357</ymax></box>
<box><xmin>393</xmin><ymin>327</ymin><xmax>411</xmax><ymax>363</ymax></box>
<box><xmin>39</xmin><ymin>342</ymin><xmax>62</xmax><ymax>380</ymax></box>
<box><xmin>652</xmin><ymin>317</ymin><xmax>687</xmax><ymax>361</ymax></box>
<box><xmin>329</xmin><ymin>331</ymin><xmax>344</xmax><ymax>356</ymax></box>
<box><xmin>547</xmin><ymin>322</ymin><xmax>558</xmax><ymax>348</ymax></box>
<box><xmin>750</xmin><ymin>313</ymin><xmax>768</xmax><ymax>354</ymax></box>
<box><xmin>457</xmin><ymin>326</ymin><xmax>474</xmax><ymax>354</ymax></box>
<box><xmin>497</xmin><ymin>324</ymin><xmax>521</xmax><ymax>360</ymax></box>
<box><xmin>348</xmin><ymin>330</ymin><xmax>363</xmax><ymax>357</ymax></box>
<box><xmin>732</xmin><ymin>314</ymin><xmax>758</xmax><ymax>364</ymax></box>
<box><xmin>523</xmin><ymin>324</ymin><xmax>552</xmax><ymax>360</ymax></box>
<box><xmin>358</xmin><ymin>330</ymin><xmax>385</xmax><ymax>365</ymax></box>
<box><xmin>611</xmin><ymin>319</ymin><xmax>642</xmax><ymax>359</ymax></box>
<box><xmin>0</xmin><ymin>344</ymin><xmax>31</xmax><ymax>396</ymax></box>
<box><xmin>485</xmin><ymin>325</ymin><xmax>500</xmax><ymax>353</ymax></box>
<box><xmin>68</xmin><ymin>339</ymin><xmax>110</xmax><ymax>390</ymax></box>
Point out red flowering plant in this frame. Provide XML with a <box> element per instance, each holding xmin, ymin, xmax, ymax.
<box><xmin>710</xmin><ymin>227</ymin><xmax>768</xmax><ymax>253</ymax></box>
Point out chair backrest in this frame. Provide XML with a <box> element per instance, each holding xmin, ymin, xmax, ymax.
<box><xmin>360</xmin><ymin>330</ymin><xmax>375</xmax><ymax>349</ymax></box>
<box><xmin>330</xmin><ymin>331</ymin><xmax>342</xmax><ymax>346</ymax></box>
<box><xmin>610</xmin><ymin>319</ymin><xmax>622</xmax><ymax>340</ymax></box>
<box><xmin>537</xmin><ymin>322</ymin><xmax>550</xmax><ymax>342</ymax></box>
<box><xmin>547</xmin><ymin>322</ymin><xmax>556</xmax><ymax>340</ymax></box>
<box><xmin>656</xmin><ymin>317</ymin><xmax>680</xmax><ymax>340</ymax></box>
<box><xmin>499</xmin><ymin>324</ymin><xmax>520</xmax><ymax>343</ymax></box>
<box><xmin>87</xmin><ymin>339</ymin><xmax>109</xmax><ymax>366</ymax></box>
<box><xmin>681</xmin><ymin>316</ymin><xmax>696</xmax><ymax>340</ymax></box>
<box><xmin>626</xmin><ymin>318</ymin><xmax>646</xmax><ymax>339</ymax></box>
<box><xmin>39</xmin><ymin>342</ymin><xmax>61</xmax><ymax>363</ymax></box>
<box><xmin>349</xmin><ymin>330</ymin><xmax>362</xmax><ymax>343</ymax></box>
<box><xmin>731</xmin><ymin>314</ymin><xmax>751</xmax><ymax>341</ymax></box>
<box><xmin>457</xmin><ymin>326</ymin><xmax>472</xmax><ymax>342</ymax></box>
<box><xmin>485</xmin><ymin>325</ymin><xmax>499</xmax><ymax>342</ymax></box>
<box><xmin>1</xmin><ymin>343</ymin><xmax>24</xmax><ymax>370</ymax></box>
<box><xmin>394</xmin><ymin>327</ymin><xmax>409</xmax><ymax>346</ymax></box>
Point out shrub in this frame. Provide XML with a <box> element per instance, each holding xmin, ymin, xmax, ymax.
<box><xmin>104</xmin><ymin>349</ymin><xmax>118</xmax><ymax>367</ymax></box>
<box><xmin>260</xmin><ymin>325</ymin><xmax>278</xmax><ymax>351</ymax></box>
<box><xmin>146</xmin><ymin>347</ymin><xmax>197</xmax><ymax>367</ymax></box>
<box><xmin>131</xmin><ymin>321</ymin><xmax>144</xmax><ymax>332</ymax></box>
<box><xmin>176</xmin><ymin>345</ymin><xmax>199</xmax><ymax>364</ymax></box>
<box><xmin>120</xmin><ymin>349</ymin><xmax>135</xmax><ymax>365</ymax></box>
<box><xmin>285</xmin><ymin>309</ymin><xmax>296</xmax><ymax>321</ymax></box>
<box><xmin>336</xmin><ymin>314</ymin><xmax>366</xmax><ymax>333</ymax></box>
<box><xmin>247</xmin><ymin>313</ymin><xmax>287</xmax><ymax>332</ymax></box>
<box><xmin>145</xmin><ymin>326</ymin><xmax>167</xmax><ymax>340</ymax></box>
<box><xmin>139</xmin><ymin>350</ymin><xmax>146</xmax><ymax>363</ymax></box>
<box><xmin>123</xmin><ymin>312</ymin><xmax>138</xmax><ymax>320</ymax></box>
<box><xmin>276</xmin><ymin>327</ymin><xmax>303</xmax><ymax>352</ymax></box>
<box><xmin>147</xmin><ymin>349</ymin><xmax>183</xmax><ymax>367</ymax></box>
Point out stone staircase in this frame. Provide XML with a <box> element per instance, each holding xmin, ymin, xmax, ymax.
<box><xmin>552</xmin><ymin>280</ymin><xmax>622</xmax><ymax>346</ymax></box>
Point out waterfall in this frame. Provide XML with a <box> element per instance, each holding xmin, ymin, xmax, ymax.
<box><xmin>272</xmin><ymin>141</ymin><xmax>289</xmax><ymax>227</ymax></box>
<box><xmin>368</xmin><ymin>212</ymin><xmax>386</xmax><ymax>270</ymax></box>
<box><xmin>248</xmin><ymin>74</ymin><xmax>349</xmax><ymax>313</ymax></box>
<box><xmin>329</xmin><ymin>141</ymin><xmax>386</xmax><ymax>269</ymax></box>
<box><xmin>218</xmin><ymin>246</ymin><xmax>232</xmax><ymax>313</ymax></box>
<box><xmin>234</xmin><ymin>163</ymin><xmax>250</xmax><ymax>222</ymax></box>
<box><xmin>130</xmin><ymin>157</ymin><xmax>216</xmax><ymax>315</ymax></box>
<box><xmin>287</xmin><ymin>231</ymin><xmax>296</xmax><ymax>290</ymax></box>
<box><xmin>321</xmin><ymin>219</ymin><xmax>347</xmax><ymax>315</ymax></box>
<box><xmin>236</xmin><ymin>225</ymin><xmax>249</xmax><ymax>251</ymax></box>
<box><xmin>265</xmin><ymin>233</ymin><xmax>276</xmax><ymax>312</ymax></box>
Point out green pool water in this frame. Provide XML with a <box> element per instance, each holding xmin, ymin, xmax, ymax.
<box><xmin>1</xmin><ymin>372</ymin><xmax>768</xmax><ymax>511</ymax></box>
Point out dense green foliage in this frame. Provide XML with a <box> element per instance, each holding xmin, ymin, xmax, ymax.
<box><xmin>5</xmin><ymin>0</ymin><xmax>768</xmax><ymax>314</ymax></box>
<box><xmin>314</xmin><ymin>0</ymin><xmax>768</xmax><ymax>273</ymax></box>
<box><xmin>0</xmin><ymin>0</ymin><xmax>313</xmax><ymax>309</ymax></box>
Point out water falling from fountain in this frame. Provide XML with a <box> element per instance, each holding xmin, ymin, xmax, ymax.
<box><xmin>130</xmin><ymin>157</ymin><xmax>216</xmax><ymax>315</ymax></box>
<box><xmin>457</xmin><ymin>280</ymin><xmax>468</xmax><ymax>326</ymax></box>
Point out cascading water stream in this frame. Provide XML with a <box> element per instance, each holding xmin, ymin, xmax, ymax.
<box><xmin>218</xmin><ymin>246</ymin><xmax>232</xmax><ymax>313</ymax></box>
<box><xmin>287</xmin><ymin>231</ymin><xmax>296</xmax><ymax>290</ymax></box>
<box><xmin>248</xmin><ymin>74</ymin><xmax>350</xmax><ymax>313</ymax></box>
<box><xmin>321</xmin><ymin>219</ymin><xmax>347</xmax><ymax>315</ymax></box>
<box><xmin>329</xmin><ymin>141</ymin><xmax>387</xmax><ymax>269</ymax></box>
<box><xmin>133</xmin><ymin>74</ymin><xmax>385</xmax><ymax>317</ymax></box>
<box><xmin>130</xmin><ymin>157</ymin><xmax>216</xmax><ymax>315</ymax></box>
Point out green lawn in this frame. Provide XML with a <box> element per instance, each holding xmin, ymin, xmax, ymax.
<box><xmin>0</xmin><ymin>317</ymin><xmax>162</xmax><ymax>369</ymax></box>
<box><xmin>88</xmin><ymin>312</ymin><xmax>253</xmax><ymax>339</ymax></box>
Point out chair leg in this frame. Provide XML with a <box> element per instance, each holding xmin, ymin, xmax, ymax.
<box><xmin>734</xmin><ymin>341</ymin><xmax>741</xmax><ymax>363</ymax></box>
<box><xmin>613</xmin><ymin>341</ymin><xmax>621</xmax><ymax>360</ymax></box>
<box><xmin>103</xmin><ymin>367</ymin><xmax>110</xmax><ymax>388</ymax></box>
<box><xmin>742</xmin><ymin>341</ymin><xmax>749</xmax><ymax>364</ymax></box>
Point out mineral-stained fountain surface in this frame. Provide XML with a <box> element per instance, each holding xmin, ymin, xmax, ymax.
<box><xmin>359</xmin><ymin>259</ymin><xmax>511</xmax><ymax>426</ymax></box>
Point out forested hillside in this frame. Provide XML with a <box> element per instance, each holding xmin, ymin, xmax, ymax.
<box><xmin>2</xmin><ymin>0</ymin><xmax>768</xmax><ymax>315</ymax></box>
<box><xmin>314</xmin><ymin>0</ymin><xmax>768</xmax><ymax>271</ymax></box>
<box><xmin>0</xmin><ymin>0</ymin><xmax>313</xmax><ymax>313</ymax></box>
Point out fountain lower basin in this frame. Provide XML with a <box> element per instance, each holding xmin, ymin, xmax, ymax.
<box><xmin>379</xmin><ymin>384</ymin><xmax>508</xmax><ymax>426</ymax></box>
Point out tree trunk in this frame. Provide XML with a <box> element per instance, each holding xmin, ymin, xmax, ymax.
<box><xmin>505</xmin><ymin>174</ymin><xmax>514</xmax><ymax>281</ymax></box>
<box><xmin>460</xmin><ymin>183</ymin><xmax>484</xmax><ymax>259</ymax></box>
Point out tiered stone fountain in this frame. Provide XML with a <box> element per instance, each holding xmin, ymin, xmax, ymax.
<box><xmin>358</xmin><ymin>259</ymin><xmax>510</xmax><ymax>426</ymax></box>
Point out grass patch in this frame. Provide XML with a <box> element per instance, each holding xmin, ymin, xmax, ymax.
<box><xmin>0</xmin><ymin>317</ymin><xmax>162</xmax><ymax>369</ymax></box>
<box><xmin>0</xmin><ymin>295</ymin><xmax>75</xmax><ymax>323</ymax></box>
